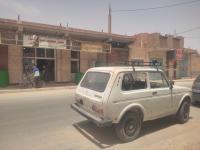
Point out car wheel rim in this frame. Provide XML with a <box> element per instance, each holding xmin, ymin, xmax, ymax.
<box><xmin>124</xmin><ymin>118</ymin><xmax>138</xmax><ymax>137</ymax></box>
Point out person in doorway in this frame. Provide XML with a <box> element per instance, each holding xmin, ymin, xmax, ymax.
<box><xmin>41</xmin><ymin>65</ymin><xmax>47</xmax><ymax>86</ymax></box>
<box><xmin>32</xmin><ymin>64</ymin><xmax>40</xmax><ymax>88</ymax></box>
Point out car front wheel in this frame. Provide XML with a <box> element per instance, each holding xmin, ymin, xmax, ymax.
<box><xmin>115</xmin><ymin>112</ymin><xmax>142</xmax><ymax>142</ymax></box>
<box><xmin>176</xmin><ymin>100</ymin><xmax>190</xmax><ymax>124</ymax></box>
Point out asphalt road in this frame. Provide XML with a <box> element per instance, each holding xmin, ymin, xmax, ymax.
<box><xmin>0</xmin><ymin>80</ymin><xmax>200</xmax><ymax>150</ymax></box>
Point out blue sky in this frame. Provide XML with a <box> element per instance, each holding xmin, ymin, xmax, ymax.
<box><xmin>0</xmin><ymin>0</ymin><xmax>200</xmax><ymax>50</ymax></box>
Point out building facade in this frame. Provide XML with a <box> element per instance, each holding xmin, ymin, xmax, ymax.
<box><xmin>129</xmin><ymin>33</ymin><xmax>200</xmax><ymax>79</ymax></box>
<box><xmin>0</xmin><ymin>18</ymin><xmax>200</xmax><ymax>85</ymax></box>
<box><xmin>0</xmin><ymin>18</ymin><xmax>132</xmax><ymax>84</ymax></box>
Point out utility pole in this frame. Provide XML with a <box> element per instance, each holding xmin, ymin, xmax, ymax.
<box><xmin>108</xmin><ymin>4</ymin><xmax>112</xmax><ymax>34</ymax></box>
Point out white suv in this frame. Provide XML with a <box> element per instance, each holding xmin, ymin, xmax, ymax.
<box><xmin>71</xmin><ymin>66</ymin><xmax>191</xmax><ymax>142</ymax></box>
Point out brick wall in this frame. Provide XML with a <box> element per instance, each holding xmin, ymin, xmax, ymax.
<box><xmin>8</xmin><ymin>45</ymin><xmax>23</xmax><ymax>84</ymax></box>
<box><xmin>0</xmin><ymin>44</ymin><xmax>8</xmax><ymax>70</ymax></box>
<box><xmin>191</xmin><ymin>54</ymin><xmax>200</xmax><ymax>77</ymax></box>
<box><xmin>56</xmin><ymin>50</ymin><xmax>71</xmax><ymax>82</ymax></box>
<box><xmin>107</xmin><ymin>48</ymin><xmax>128</xmax><ymax>65</ymax></box>
<box><xmin>80</xmin><ymin>52</ymin><xmax>98</xmax><ymax>73</ymax></box>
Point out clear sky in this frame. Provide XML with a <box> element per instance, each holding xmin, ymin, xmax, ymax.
<box><xmin>0</xmin><ymin>0</ymin><xmax>200</xmax><ymax>50</ymax></box>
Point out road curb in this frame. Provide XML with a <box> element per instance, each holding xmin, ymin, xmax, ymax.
<box><xmin>0</xmin><ymin>86</ymin><xmax>77</xmax><ymax>94</ymax></box>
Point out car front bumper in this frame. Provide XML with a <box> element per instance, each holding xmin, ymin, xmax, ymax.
<box><xmin>71</xmin><ymin>103</ymin><xmax>112</xmax><ymax>127</ymax></box>
<box><xmin>192</xmin><ymin>92</ymin><xmax>200</xmax><ymax>102</ymax></box>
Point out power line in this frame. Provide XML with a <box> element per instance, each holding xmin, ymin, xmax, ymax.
<box><xmin>184</xmin><ymin>36</ymin><xmax>200</xmax><ymax>39</ymax></box>
<box><xmin>176</xmin><ymin>26</ymin><xmax>200</xmax><ymax>35</ymax></box>
<box><xmin>112</xmin><ymin>0</ymin><xmax>200</xmax><ymax>12</ymax></box>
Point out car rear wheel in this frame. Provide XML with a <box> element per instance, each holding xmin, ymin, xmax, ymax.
<box><xmin>176</xmin><ymin>100</ymin><xmax>190</xmax><ymax>124</ymax></box>
<box><xmin>115</xmin><ymin>112</ymin><xmax>142</xmax><ymax>142</ymax></box>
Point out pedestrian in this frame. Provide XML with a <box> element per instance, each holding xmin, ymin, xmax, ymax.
<box><xmin>32</xmin><ymin>64</ymin><xmax>40</xmax><ymax>88</ymax></box>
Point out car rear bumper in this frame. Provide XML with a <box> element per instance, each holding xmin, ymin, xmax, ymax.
<box><xmin>71</xmin><ymin>103</ymin><xmax>112</xmax><ymax>127</ymax></box>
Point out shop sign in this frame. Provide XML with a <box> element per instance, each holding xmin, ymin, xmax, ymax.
<box><xmin>23</xmin><ymin>34</ymin><xmax>39</xmax><ymax>47</ymax></box>
<box><xmin>23</xmin><ymin>34</ymin><xmax>66</xmax><ymax>49</ymax></box>
<box><xmin>81</xmin><ymin>43</ymin><xmax>111</xmax><ymax>53</ymax></box>
<box><xmin>39</xmin><ymin>36</ymin><xmax>66</xmax><ymax>49</ymax></box>
<box><xmin>81</xmin><ymin>43</ymin><xmax>103</xmax><ymax>53</ymax></box>
<box><xmin>176</xmin><ymin>49</ymin><xmax>183</xmax><ymax>60</ymax></box>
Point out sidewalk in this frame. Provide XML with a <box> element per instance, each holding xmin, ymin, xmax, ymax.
<box><xmin>0</xmin><ymin>82</ymin><xmax>77</xmax><ymax>94</ymax></box>
<box><xmin>174</xmin><ymin>77</ymin><xmax>195</xmax><ymax>82</ymax></box>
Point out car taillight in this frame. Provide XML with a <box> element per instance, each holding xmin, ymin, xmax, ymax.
<box><xmin>92</xmin><ymin>104</ymin><xmax>103</xmax><ymax>115</ymax></box>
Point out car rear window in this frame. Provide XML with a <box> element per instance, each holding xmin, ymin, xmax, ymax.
<box><xmin>80</xmin><ymin>72</ymin><xmax>110</xmax><ymax>92</ymax></box>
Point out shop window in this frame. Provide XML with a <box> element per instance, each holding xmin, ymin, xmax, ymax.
<box><xmin>36</xmin><ymin>48</ymin><xmax>45</xmax><ymax>57</ymax></box>
<box><xmin>46</xmin><ymin>49</ymin><xmax>54</xmax><ymax>58</ymax></box>
<box><xmin>71</xmin><ymin>61</ymin><xmax>79</xmax><ymax>73</ymax></box>
<box><xmin>23</xmin><ymin>47</ymin><xmax>35</xmax><ymax>57</ymax></box>
<box><xmin>71</xmin><ymin>51</ymin><xmax>79</xmax><ymax>59</ymax></box>
<box><xmin>23</xmin><ymin>58</ymin><xmax>35</xmax><ymax>73</ymax></box>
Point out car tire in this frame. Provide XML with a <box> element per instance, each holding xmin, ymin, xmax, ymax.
<box><xmin>115</xmin><ymin>112</ymin><xmax>142</xmax><ymax>142</ymax></box>
<box><xmin>176</xmin><ymin>100</ymin><xmax>190</xmax><ymax>124</ymax></box>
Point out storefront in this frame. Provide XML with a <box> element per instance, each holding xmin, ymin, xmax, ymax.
<box><xmin>23</xmin><ymin>47</ymin><xmax>55</xmax><ymax>81</ymax></box>
<box><xmin>0</xmin><ymin>18</ymin><xmax>132</xmax><ymax>84</ymax></box>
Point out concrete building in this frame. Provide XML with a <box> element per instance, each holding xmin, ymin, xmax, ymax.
<box><xmin>0</xmin><ymin>17</ymin><xmax>199</xmax><ymax>85</ymax></box>
<box><xmin>129</xmin><ymin>33</ymin><xmax>200</xmax><ymax>79</ymax></box>
<box><xmin>0</xmin><ymin>18</ymin><xmax>132</xmax><ymax>84</ymax></box>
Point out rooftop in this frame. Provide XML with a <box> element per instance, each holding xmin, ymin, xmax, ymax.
<box><xmin>0</xmin><ymin>18</ymin><xmax>133</xmax><ymax>43</ymax></box>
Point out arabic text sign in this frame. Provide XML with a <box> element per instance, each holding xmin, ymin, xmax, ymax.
<box><xmin>39</xmin><ymin>36</ymin><xmax>66</xmax><ymax>49</ymax></box>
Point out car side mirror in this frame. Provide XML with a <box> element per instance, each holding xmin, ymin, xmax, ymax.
<box><xmin>169</xmin><ymin>80</ymin><xmax>175</xmax><ymax>89</ymax></box>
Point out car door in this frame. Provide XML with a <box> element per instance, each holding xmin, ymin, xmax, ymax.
<box><xmin>148</xmin><ymin>71</ymin><xmax>173</xmax><ymax>118</ymax></box>
<box><xmin>109</xmin><ymin>71</ymin><xmax>153</xmax><ymax>121</ymax></box>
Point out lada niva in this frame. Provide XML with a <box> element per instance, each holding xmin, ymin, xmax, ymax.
<box><xmin>71</xmin><ymin>64</ymin><xmax>191</xmax><ymax>142</ymax></box>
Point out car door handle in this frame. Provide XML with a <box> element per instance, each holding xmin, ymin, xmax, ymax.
<box><xmin>152</xmin><ymin>91</ymin><xmax>157</xmax><ymax>96</ymax></box>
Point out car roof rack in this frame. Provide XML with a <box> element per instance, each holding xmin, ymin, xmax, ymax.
<box><xmin>123</xmin><ymin>59</ymin><xmax>162</xmax><ymax>71</ymax></box>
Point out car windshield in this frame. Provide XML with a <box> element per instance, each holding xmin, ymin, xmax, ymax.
<box><xmin>80</xmin><ymin>72</ymin><xmax>110</xmax><ymax>92</ymax></box>
<box><xmin>195</xmin><ymin>75</ymin><xmax>200</xmax><ymax>83</ymax></box>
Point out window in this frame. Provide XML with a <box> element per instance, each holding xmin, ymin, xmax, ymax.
<box><xmin>71</xmin><ymin>51</ymin><xmax>79</xmax><ymax>59</ymax></box>
<box><xmin>149</xmin><ymin>72</ymin><xmax>169</xmax><ymax>88</ymax></box>
<box><xmin>71</xmin><ymin>61</ymin><xmax>79</xmax><ymax>73</ymax></box>
<box><xmin>1</xmin><ymin>31</ymin><xmax>16</xmax><ymax>44</ymax></box>
<box><xmin>122</xmin><ymin>72</ymin><xmax>147</xmax><ymax>91</ymax></box>
<box><xmin>46</xmin><ymin>49</ymin><xmax>54</xmax><ymax>58</ymax></box>
<box><xmin>80</xmin><ymin>72</ymin><xmax>110</xmax><ymax>92</ymax></box>
<box><xmin>23</xmin><ymin>47</ymin><xmax>35</xmax><ymax>57</ymax></box>
<box><xmin>36</xmin><ymin>48</ymin><xmax>45</xmax><ymax>57</ymax></box>
<box><xmin>23</xmin><ymin>58</ymin><xmax>35</xmax><ymax>73</ymax></box>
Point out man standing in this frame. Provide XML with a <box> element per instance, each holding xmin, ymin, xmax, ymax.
<box><xmin>32</xmin><ymin>64</ymin><xmax>40</xmax><ymax>88</ymax></box>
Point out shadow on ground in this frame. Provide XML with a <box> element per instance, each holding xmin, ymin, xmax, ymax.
<box><xmin>73</xmin><ymin>115</ymin><xmax>185</xmax><ymax>149</ymax></box>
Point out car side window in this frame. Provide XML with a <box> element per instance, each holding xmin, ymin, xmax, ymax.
<box><xmin>149</xmin><ymin>72</ymin><xmax>169</xmax><ymax>88</ymax></box>
<box><xmin>122</xmin><ymin>72</ymin><xmax>147</xmax><ymax>91</ymax></box>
